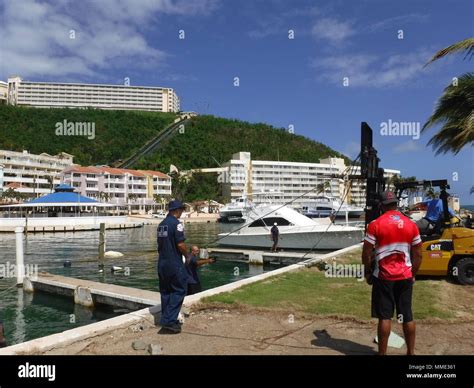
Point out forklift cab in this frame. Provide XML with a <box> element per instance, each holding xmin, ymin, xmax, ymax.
<box><xmin>394</xmin><ymin>181</ymin><xmax>474</xmax><ymax>284</ymax></box>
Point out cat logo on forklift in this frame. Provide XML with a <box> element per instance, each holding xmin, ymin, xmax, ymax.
<box><xmin>426</xmin><ymin>240</ymin><xmax>454</xmax><ymax>251</ymax></box>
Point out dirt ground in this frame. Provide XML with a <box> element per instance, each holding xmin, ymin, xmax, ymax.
<box><xmin>38</xmin><ymin>302</ymin><xmax>474</xmax><ymax>356</ymax></box>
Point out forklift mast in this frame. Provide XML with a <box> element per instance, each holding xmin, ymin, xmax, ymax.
<box><xmin>359</xmin><ymin>122</ymin><xmax>386</xmax><ymax>230</ymax></box>
<box><xmin>349</xmin><ymin>123</ymin><xmax>453</xmax><ymax>232</ymax></box>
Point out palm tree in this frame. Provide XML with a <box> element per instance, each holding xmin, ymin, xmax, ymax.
<box><xmin>46</xmin><ymin>176</ymin><xmax>54</xmax><ymax>193</ymax></box>
<box><xmin>423</xmin><ymin>38</ymin><xmax>474</xmax><ymax>154</ymax></box>
<box><xmin>316</xmin><ymin>181</ymin><xmax>331</xmax><ymax>196</ymax></box>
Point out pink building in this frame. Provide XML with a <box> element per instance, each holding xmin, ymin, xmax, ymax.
<box><xmin>61</xmin><ymin>166</ymin><xmax>172</xmax><ymax>205</ymax></box>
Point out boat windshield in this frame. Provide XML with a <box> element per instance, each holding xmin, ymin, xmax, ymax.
<box><xmin>248</xmin><ymin>217</ymin><xmax>291</xmax><ymax>227</ymax></box>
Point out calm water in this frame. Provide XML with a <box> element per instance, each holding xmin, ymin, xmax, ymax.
<box><xmin>0</xmin><ymin>223</ymin><xmax>282</xmax><ymax>345</ymax></box>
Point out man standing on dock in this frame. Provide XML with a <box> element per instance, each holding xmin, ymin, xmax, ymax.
<box><xmin>270</xmin><ymin>222</ymin><xmax>280</xmax><ymax>252</ymax></box>
<box><xmin>362</xmin><ymin>191</ymin><xmax>422</xmax><ymax>355</ymax></box>
<box><xmin>157</xmin><ymin>200</ymin><xmax>189</xmax><ymax>334</ymax></box>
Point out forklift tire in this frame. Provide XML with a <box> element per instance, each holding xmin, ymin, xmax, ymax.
<box><xmin>454</xmin><ymin>257</ymin><xmax>474</xmax><ymax>285</ymax></box>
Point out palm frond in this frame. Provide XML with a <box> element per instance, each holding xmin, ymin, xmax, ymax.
<box><xmin>422</xmin><ymin>72</ymin><xmax>474</xmax><ymax>154</ymax></box>
<box><xmin>424</xmin><ymin>37</ymin><xmax>474</xmax><ymax>67</ymax></box>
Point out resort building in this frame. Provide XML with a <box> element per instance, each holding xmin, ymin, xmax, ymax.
<box><xmin>0</xmin><ymin>150</ymin><xmax>75</xmax><ymax>199</ymax></box>
<box><xmin>221</xmin><ymin>152</ymin><xmax>400</xmax><ymax>208</ymax></box>
<box><xmin>5</xmin><ymin>76</ymin><xmax>180</xmax><ymax>112</ymax></box>
<box><xmin>0</xmin><ymin>81</ymin><xmax>7</xmax><ymax>104</ymax></box>
<box><xmin>61</xmin><ymin>166</ymin><xmax>172</xmax><ymax>206</ymax></box>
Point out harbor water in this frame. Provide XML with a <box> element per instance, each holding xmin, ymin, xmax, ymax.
<box><xmin>0</xmin><ymin>223</ymin><xmax>283</xmax><ymax>345</ymax></box>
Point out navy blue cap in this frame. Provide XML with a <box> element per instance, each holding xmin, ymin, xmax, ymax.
<box><xmin>168</xmin><ymin>200</ymin><xmax>186</xmax><ymax>211</ymax></box>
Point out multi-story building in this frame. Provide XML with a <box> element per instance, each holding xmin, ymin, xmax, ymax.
<box><xmin>6</xmin><ymin>76</ymin><xmax>180</xmax><ymax>112</ymax></box>
<box><xmin>61</xmin><ymin>166</ymin><xmax>172</xmax><ymax>205</ymax></box>
<box><xmin>0</xmin><ymin>81</ymin><xmax>7</xmax><ymax>105</ymax></box>
<box><xmin>0</xmin><ymin>150</ymin><xmax>75</xmax><ymax>199</ymax></box>
<box><xmin>221</xmin><ymin>152</ymin><xmax>400</xmax><ymax>208</ymax></box>
<box><xmin>319</xmin><ymin>157</ymin><xmax>400</xmax><ymax>207</ymax></box>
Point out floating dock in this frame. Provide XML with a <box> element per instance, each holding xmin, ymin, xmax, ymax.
<box><xmin>207</xmin><ymin>247</ymin><xmax>324</xmax><ymax>265</ymax></box>
<box><xmin>0</xmin><ymin>222</ymin><xmax>145</xmax><ymax>233</ymax></box>
<box><xmin>24</xmin><ymin>273</ymin><xmax>159</xmax><ymax>310</ymax></box>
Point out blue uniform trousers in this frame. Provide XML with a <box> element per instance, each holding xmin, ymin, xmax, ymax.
<box><xmin>158</xmin><ymin>261</ymin><xmax>188</xmax><ymax>326</ymax></box>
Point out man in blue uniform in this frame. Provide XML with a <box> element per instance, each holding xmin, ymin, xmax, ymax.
<box><xmin>157</xmin><ymin>200</ymin><xmax>189</xmax><ymax>334</ymax></box>
<box><xmin>416</xmin><ymin>197</ymin><xmax>455</xmax><ymax>235</ymax></box>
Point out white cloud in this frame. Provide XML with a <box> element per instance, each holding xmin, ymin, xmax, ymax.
<box><xmin>0</xmin><ymin>0</ymin><xmax>218</xmax><ymax>80</ymax></box>
<box><xmin>368</xmin><ymin>13</ymin><xmax>429</xmax><ymax>33</ymax></box>
<box><xmin>311</xmin><ymin>18</ymin><xmax>355</xmax><ymax>44</ymax></box>
<box><xmin>393</xmin><ymin>140</ymin><xmax>422</xmax><ymax>153</ymax></box>
<box><xmin>311</xmin><ymin>49</ymin><xmax>432</xmax><ymax>88</ymax></box>
<box><xmin>247</xmin><ymin>5</ymin><xmax>322</xmax><ymax>39</ymax></box>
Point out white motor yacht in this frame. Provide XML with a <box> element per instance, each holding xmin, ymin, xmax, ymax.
<box><xmin>218</xmin><ymin>204</ymin><xmax>364</xmax><ymax>250</ymax></box>
<box><xmin>302</xmin><ymin>196</ymin><xmax>364</xmax><ymax>219</ymax></box>
<box><xmin>218</xmin><ymin>197</ymin><xmax>249</xmax><ymax>223</ymax></box>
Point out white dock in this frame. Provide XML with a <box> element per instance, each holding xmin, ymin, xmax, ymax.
<box><xmin>25</xmin><ymin>273</ymin><xmax>159</xmax><ymax>310</ymax></box>
<box><xmin>207</xmin><ymin>247</ymin><xmax>324</xmax><ymax>264</ymax></box>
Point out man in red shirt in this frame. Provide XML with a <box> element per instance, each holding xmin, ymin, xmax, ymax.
<box><xmin>362</xmin><ymin>191</ymin><xmax>423</xmax><ymax>355</ymax></box>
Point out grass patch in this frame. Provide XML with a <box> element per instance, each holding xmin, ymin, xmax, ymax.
<box><xmin>205</xmin><ymin>266</ymin><xmax>455</xmax><ymax>320</ymax></box>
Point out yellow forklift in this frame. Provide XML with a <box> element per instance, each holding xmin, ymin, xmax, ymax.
<box><xmin>355</xmin><ymin>123</ymin><xmax>474</xmax><ymax>285</ymax></box>
<box><xmin>394</xmin><ymin>180</ymin><xmax>474</xmax><ymax>285</ymax></box>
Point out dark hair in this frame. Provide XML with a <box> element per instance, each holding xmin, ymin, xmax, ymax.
<box><xmin>382</xmin><ymin>202</ymin><xmax>398</xmax><ymax>211</ymax></box>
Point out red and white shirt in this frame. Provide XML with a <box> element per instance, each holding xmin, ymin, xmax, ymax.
<box><xmin>364</xmin><ymin>210</ymin><xmax>422</xmax><ymax>281</ymax></box>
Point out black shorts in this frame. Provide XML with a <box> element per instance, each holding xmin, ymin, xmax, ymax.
<box><xmin>187</xmin><ymin>283</ymin><xmax>202</xmax><ymax>295</ymax></box>
<box><xmin>371</xmin><ymin>277</ymin><xmax>414</xmax><ymax>323</ymax></box>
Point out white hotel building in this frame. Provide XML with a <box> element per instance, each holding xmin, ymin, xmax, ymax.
<box><xmin>0</xmin><ymin>150</ymin><xmax>75</xmax><ymax>199</ymax></box>
<box><xmin>5</xmin><ymin>76</ymin><xmax>180</xmax><ymax>112</ymax></box>
<box><xmin>61</xmin><ymin>166</ymin><xmax>172</xmax><ymax>205</ymax></box>
<box><xmin>222</xmin><ymin>152</ymin><xmax>400</xmax><ymax>208</ymax></box>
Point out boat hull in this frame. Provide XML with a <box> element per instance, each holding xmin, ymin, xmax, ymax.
<box><xmin>218</xmin><ymin>228</ymin><xmax>364</xmax><ymax>250</ymax></box>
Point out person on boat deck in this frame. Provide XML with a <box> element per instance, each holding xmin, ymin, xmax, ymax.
<box><xmin>416</xmin><ymin>197</ymin><xmax>455</xmax><ymax>235</ymax></box>
<box><xmin>185</xmin><ymin>245</ymin><xmax>215</xmax><ymax>295</ymax></box>
<box><xmin>270</xmin><ymin>222</ymin><xmax>280</xmax><ymax>252</ymax></box>
<box><xmin>157</xmin><ymin>200</ymin><xmax>189</xmax><ymax>334</ymax></box>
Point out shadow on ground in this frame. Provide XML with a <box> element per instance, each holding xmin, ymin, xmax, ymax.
<box><xmin>311</xmin><ymin>329</ymin><xmax>377</xmax><ymax>355</ymax></box>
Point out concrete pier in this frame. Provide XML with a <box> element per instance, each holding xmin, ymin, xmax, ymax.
<box><xmin>25</xmin><ymin>273</ymin><xmax>160</xmax><ymax>310</ymax></box>
<box><xmin>0</xmin><ymin>222</ymin><xmax>145</xmax><ymax>233</ymax></box>
<box><xmin>207</xmin><ymin>247</ymin><xmax>324</xmax><ymax>265</ymax></box>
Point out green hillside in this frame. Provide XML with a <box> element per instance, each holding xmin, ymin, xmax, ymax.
<box><xmin>0</xmin><ymin>105</ymin><xmax>177</xmax><ymax>166</ymax></box>
<box><xmin>0</xmin><ymin>106</ymin><xmax>350</xmax><ymax>202</ymax></box>
<box><xmin>133</xmin><ymin>115</ymin><xmax>350</xmax><ymax>171</ymax></box>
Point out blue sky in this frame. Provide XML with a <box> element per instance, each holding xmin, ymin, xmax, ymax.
<box><xmin>1</xmin><ymin>0</ymin><xmax>473</xmax><ymax>202</ymax></box>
